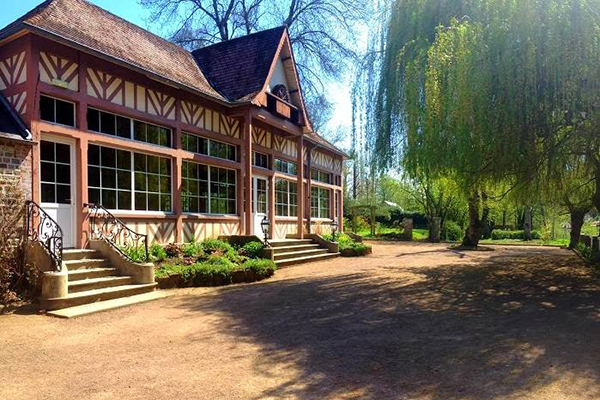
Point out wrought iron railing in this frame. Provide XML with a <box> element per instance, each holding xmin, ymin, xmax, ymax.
<box><xmin>85</xmin><ymin>203</ymin><xmax>148</xmax><ymax>262</ymax></box>
<box><xmin>25</xmin><ymin>200</ymin><xmax>63</xmax><ymax>272</ymax></box>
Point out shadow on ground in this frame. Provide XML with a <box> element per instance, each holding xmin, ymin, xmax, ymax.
<box><xmin>172</xmin><ymin>247</ymin><xmax>600</xmax><ymax>399</ymax></box>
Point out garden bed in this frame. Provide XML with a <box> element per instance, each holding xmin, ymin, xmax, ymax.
<box><xmin>322</xmin><ymin>233</ymin><xmax>372</xmax><ymax>257</ymax></box>
<box><xmin>124</xmin><ymin>239</ymin><xmax>277</xmax><ymax>289</ymax></box>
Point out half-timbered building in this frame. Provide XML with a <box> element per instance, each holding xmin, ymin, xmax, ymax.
<box><xmin>0</xmin><ymin>0</ymin><xmax>346</xmax><ymax>251</ymax></box>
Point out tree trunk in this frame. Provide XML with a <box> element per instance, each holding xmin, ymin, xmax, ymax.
<box><xmin>502</xmin><ymin>209</ymin><xmax>506</xmax><ymax>230</ymax></box>
<box><xmin>569</xmin><ymin>208</ymin><xmax>587</xmax><ymax>249</ymax></box>
<box><xmin>594</xmin><ymin>159</ymin><xmax>600</xmax><ymax>212</ymax></box>
<box><xmin>523</xmin><ymin>206</ymin><xmax>533</xmax><ymax>241</ymax></box>
<box><xmin>462</xmin><ymin>191</ymin><xmax>489</xmax><ymax>247</ymax></box>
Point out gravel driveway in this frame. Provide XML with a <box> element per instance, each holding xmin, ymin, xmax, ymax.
<box><xmin>1</xmin><ymin>242</ymin><xmax>599</xmax><ymax>400</ymax></box>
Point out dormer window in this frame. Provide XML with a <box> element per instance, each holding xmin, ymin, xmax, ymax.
<box><xmin>272</xmin><ymin>84</ymin><xmax>290</xmax><ymax>103</ymax></box>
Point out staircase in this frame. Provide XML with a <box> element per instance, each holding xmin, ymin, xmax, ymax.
<box><xmin>42</xmin><ymin>249</ymin><xmax>161</xmax><ymax>318</ymax></box>
<box><xmin>271</xmin><ymin>238</ymin><xmax>340</xmax><ymax>267</ymax></box>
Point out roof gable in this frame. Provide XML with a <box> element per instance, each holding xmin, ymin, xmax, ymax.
<box><xmin>192</xmin><ymin>26</ymin><xmax>285</xmax><ymax>102</ymax></box>
<box><xmin>2</xmin><ymin>0</ymin><xmax>223</xmax><ymax>101</ymax></box>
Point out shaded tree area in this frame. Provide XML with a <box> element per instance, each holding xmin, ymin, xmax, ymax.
<box><xmin>353</xmin><ymin>0</ymin><xmax>600</xmax><ymax>247</ymax></box>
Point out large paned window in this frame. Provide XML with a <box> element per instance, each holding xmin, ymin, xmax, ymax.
<box><xmin>134</xmin><ymin>154</ymin><xmax>172</xmax><ymax>211</ymax></box>
<box><xmin>88</xmin><ymin>145</ymin><xmax>132</xmax><ymax>210</ymax></box>
<box><xmin>253</xmin><ymin>151</ymin><xmax>270</xmax><ymax>169</ymax></box>
<box><xmin>181</xmin><ymin>132</ymin><xmax>237</xmax><ymax>162</ymax></box>
<box><xmin>311</xmin><ymin>168</ymin><xmax>331</xmax><ymax>184</ymax></box>
<box><xmin>274</xmin><ymin>158</ymin><xmax>297</xmax><ymax>175</ymax></box>
<box><xmin>87</xmin><ymin>108</ymin><xmax>172</xmax><ymax>147</ymax></box>
<box><xmin>275</xmin><ymin>179</ymin><xmax>298</xmax><ymax>217</ymax></box>
<box><xmin>181</xmin><ymin>161</ymin><xmax>236</xmax><ymax>214</ymax></box>
<box><xmin>311</xmin><ymin>186</ymin><xmax>330</xmax><ymax>219</ymax></box>
<box><xmin>40</xmin><ymin>95</ymin><xmax>75</xmax><ymax>127</ymax></box>
<box><xmin>40</xmin><ymin>140</ymin><xmax>71</xmax><ymax>204</ymax></box>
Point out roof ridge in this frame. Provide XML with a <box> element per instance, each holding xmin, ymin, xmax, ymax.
<box><xmin>193</xmin><ymin>26</ymin><xmax>286</xmax><ymax>53</ymax></box>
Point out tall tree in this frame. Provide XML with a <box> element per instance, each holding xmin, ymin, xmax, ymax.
<box><xmin>139</xmin><ymin>0</ymin><xmax>370</xmax><ymax>118</ymax></box>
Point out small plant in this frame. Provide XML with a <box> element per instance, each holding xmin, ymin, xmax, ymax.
<box><xmin>164</xmin><ymin>243</ymin><xmax>182</xmax><ymax>258</ymax></box>
<box><xmin>203</xmin><ymin>238</ymin><xmax>235</xmax><ymax>255</ymax></box>
<box><xmin>122</xmin><ymin>245</ymin><xmax>147</xmax><ymax>263</ymax></box>
<box><xmin>239</xmin><ymin>241</ymin><xmax>265</xmax><ymax>259</ymax></box>
<box><xmin>443</xmin><ymin>221</ymin><xmax>463</xmax><ymax>242</ymax></box>
<box><xmin>242</xmin><ymin>259</ymin><xmax>277</xmax><ymax>275</ymax></box>
<box><xmin>182</xmin><ymin>241</ymin><xmax>204</xmax><ymax>258</ymax></box>
<box><xmin>149</xmin><ymin>243</ymin><xmax>167</xmax><ymax>262</ymax></box>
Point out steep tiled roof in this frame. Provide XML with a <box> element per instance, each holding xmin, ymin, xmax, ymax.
<box><xmin>305</xmin><ymin>132</ymin><xmax>349</xmax><ymax>158</ymax></box>
<box><xmin>192</xmin><ymin>27</ymin><xmax>286</xmax><ymax>102</ymax></box>
<box><xmin>1</xmin><ymin>0</ymin><xmax>224</xmax><ymax>101</ymax></box>
<box><xmin>0</xmin><ymin>93</ymin><xmax>30</xmax><ymax>141</ymax></box>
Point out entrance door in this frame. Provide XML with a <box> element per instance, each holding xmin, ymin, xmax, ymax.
<box><xmin>252</xmin><ymin>176</ymin><xmax>268</xmax><ymax>238</ymax></box>
<box><xmin>40</xmin><ymin>139</ymin><xmax>76</xmax><ymax>248</ymax></box>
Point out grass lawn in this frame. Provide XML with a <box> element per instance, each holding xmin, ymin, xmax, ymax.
<box><xmin>350</xmin><ymin>227</ymin><xmax>429</xmax><ymax>240</ymax></box>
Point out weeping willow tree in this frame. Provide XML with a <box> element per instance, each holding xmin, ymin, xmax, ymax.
<box><xmin>374</xmin><ymin>0</ymin><xmax>600</xmax><ymax>247</ymax></box>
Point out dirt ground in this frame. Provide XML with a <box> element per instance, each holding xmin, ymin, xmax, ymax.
<box><xmin>1</xmin><ymin>242</ymin><xmax>600</xmax><ymax>400</ymax></box>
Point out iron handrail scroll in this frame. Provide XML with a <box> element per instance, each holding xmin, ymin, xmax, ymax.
<box><xmin>25</xmin><ymin>200</ymin><xmax>63</xmax><ymax>272</ymax></box>
<box><xmin>85</xmin><ymin>203</ymin><xmax>149</xmax><ymax>262</ymax></box>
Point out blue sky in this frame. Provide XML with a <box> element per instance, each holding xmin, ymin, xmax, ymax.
<box><xmin>1</xmin><ymin>0</ymin><xmax>353</xmax><ymax>146</ymax></box>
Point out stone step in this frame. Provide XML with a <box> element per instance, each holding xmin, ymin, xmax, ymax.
<box><xmin>274</xmin><ymin>248</ymin><xmax>330</xmax><ymax>261</ymax></box>
<box><xmin>46</xmin><ymin>291</ymin><xmax>167</xmax><ymax>319</ymax></box>
<box><xmin>68</xmin><ymin>276</ymin><xmax>133</xmax><ymax>293</ymax></box>
<box><xmin>40</xmin><ymin>283</ymin><xmax>158</xmax><ymax>311</ymax></box>
<box><xmin>272</xmin><ymin>244</ymin><xmax>321</xmax><ymax>254</ymax></box>
<box><xmin>68</xmin><ymin>268</ymin><xmax>120</xmax><ymax>281</ymax></box>
<box><xmin>269</xmin><ymin>239</ymin><xmax>314</xmax><ymax>248</ymax></box>
<box><xmin>62</xmin><ymin>249</ymin><xmax>102</xmax><ymax>261</ymax></box>
<box><xmin>64</xmin><ymin>259</ymin><xmax>110</xmax><ymax>271</ymax></box>
<box><xmin>275</xmin><ymin>252</ymin><xmax>340</xmax><ymax>268</ymax></box>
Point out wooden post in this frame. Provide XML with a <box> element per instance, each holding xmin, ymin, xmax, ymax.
<box><xmin>173</xmin><ymin>101</ymin><xmax>183</xmax><ymax>243</ymax></box>
<box><xmin>296</xmin><ymin>135</ymin><xmax>304</xmax><ymax>238</ymax></box>
<box><xmin>306</xmin><ymin>145</ymin><xmax>312</xmax><ymax>234</ymax></box>
<box><xmin>243</xmin><ymin>112</ymin><xmax>253</xmax><ymax>235</ymax></box>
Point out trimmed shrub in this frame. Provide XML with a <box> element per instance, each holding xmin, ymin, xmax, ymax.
<box><xmin>491</xmin><ymin>230</ymin><xmax>541</xmax><ymax>240</ymax></box>
<box><xmin>239</xmin><ymin>241</ymin><xmax>265</xmax><ymax>259</ymax></box>
<box><xmin>443</xmin><ymin>221</ymin><xmax>463</xmax><ymax>242</ymax></box>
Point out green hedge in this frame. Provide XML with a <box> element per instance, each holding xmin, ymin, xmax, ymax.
<box><xmin>490</xmin><ymin>230</ymin><xmax>541</xmax><ymax>240</ymax></box>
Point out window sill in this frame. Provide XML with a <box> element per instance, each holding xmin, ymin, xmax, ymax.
<box><xmin>182</xmin><ymin>213</ymin><xmax>241</xmax><ymax>220</ymax></box>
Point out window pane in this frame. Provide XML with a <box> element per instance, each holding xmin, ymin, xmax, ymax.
<box><xmin>56</xmin><ymin>99</ymin><xmax>75</xmax><ymax>127</ymax></box>
<box><xmin>117</xmin><ymin>170</ymin><xmax>131</xmax><ymax>190</ymax></box>
<box><xmin>147</xmin><ymin>193</ymin><xmax>159</xmax><ymax>211</ymax></box>
<box><xmin>116</xmin><ymin>116</ymin><xmax>130</xmax><ymax>138</ymax></box>
<box><xmin>117</xmin><ymin>150</ymin><xmax>131</xmax><ymax>170</ymax></box>
<box><xmin>147</xmin><ymin>156</ymin><xmax>159</xmax><ymax>174</ymax></box>
<box><xmin>199</xmin><ymin>137</ymin><xmax>208</xmax><ymax>154</ymax></box>
<box><xmin>41</xmin><ymin>162</ymin><xmax>55</xmax><ymax>182</ymax></box>
<box><xmin>148</xmin><ymin>174</ymin><xmax>159</xmax><ymax>192</ymax></box>
<box><xmin>40</xmin><ymin>96</ymin><xmax>55</xmax><ymax>122</ymax></box>
<box><xmin>102</xmin><ymin>168</ymin><xmax>116</xmax><ymax>188</ymax></box>
<box><xmin>88</xmin><ymin>145</ymin><xmax>100</xmax><ymax>165</ymax></box>
<box><xmin>101</xmin><ymin>147</ymin><xmax>116</xmax><ymax>168</ymax></box>
<box><xmin>159</xmin><ymin>158</ymin><xmax>170</xmax><ymax>175</ymax></box>
<box><xmin>118</xmin><ymin>191</ymin><xmax>131</xmax><ymax>210</ymax></box>
<box><xmin>134</xmin><ymin>172</ymin><xmax>146</xmax><ymax>191</ymax></box>
<box><xmin>41</xmin><ymin>183</ymin><xmax>55</xmax><ymax>203</ymax></box>
<box><xmin>199</xmin><ymin>197</ymin><xmax>207</xmax><ymax>213</ymax></box>
<box><xmin>135</xmin><ymin>192</ymin><xmax>147</xmax><ymax>210</ymax></box>
<box><xmin>160</xmin><ymin>195</ymin><xmax>171</xmax><ymax>212</ymax></box>
<box><xmin>102</xmin><ymin>189</ymin><xmax>116</xmax><ymax>209</ymax></box>
<box><xmin>41</xmin><ymin>141</ymin><xmax>54</xmax><ymax>162</ymax></box>
<box><xmin>55</xmin><ymin>143</ymin><xmax>70</xmax><ymax>164</ymax></box>
<box><xmin>56</xmin><ymin>184</ymin><xmax>71</xmax><ymax>204</ymax></box>
<box><xmin>147</xmin><ymin>125</ymin><xmax>159</xmax><ymax>145</ymax></box>
<box><xmin>199</xmin><ymin>164</ymin><xmax>208</xmax><ymax>180</ymax></box>
<box><xmin>88</xmin><ymin>166</ymin><xmax>100</xmax><ymax>187</ymax></box>
<box><xmin>56</xmin><ymin>164</ymin><xmax>71</xmax><ymax>184</ymax></box>
<box><xmin>134</xmin><ymin>121</ymin><xmax>146</xmax><ymax>142</ymax></box>
<box><xmin>87</xmin><ymin>109</ymin><xmax>100</xmax><ymax>132</ymax></box>
<box><xmin>88</xmin><ymin>188</ymin><xmax>100</xmax><ymax>204</ymax></box>
<box><xmin>100</xmin><ymin>111</ymin><xmax>116</xmax><ymax>135</ymax></box>
<box><xmin>134</xmin><ymin>153</ymin><xmax>146</xmax><ymax>172</ymax></box>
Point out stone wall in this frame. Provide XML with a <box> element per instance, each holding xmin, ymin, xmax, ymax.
<box><xmin>0</xmin><ymin>140</ymin><xmax>32</xmax><ymax>200</ymax></box>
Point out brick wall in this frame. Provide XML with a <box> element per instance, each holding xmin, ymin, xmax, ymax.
<box><xmin>0</xmin><ymin>139</ymin><xmax>33</xmax><ymax>200</ymax></box>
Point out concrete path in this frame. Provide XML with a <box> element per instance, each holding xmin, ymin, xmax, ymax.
<box><xmin>1</xmin><ymin>242</ymin><xmax>599</xmax><ymax>400</ymax></box>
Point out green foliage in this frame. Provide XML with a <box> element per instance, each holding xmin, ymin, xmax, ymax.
<box><xmin>491</xmin><ymin>230</ymin><xmax>541</xmax><ymax>241</ymax></box>
<box><xmin>164</xmin><ymin>243</ymin><xmax>182</xmax><ymax>258</ymax></box>
<box><xmin>182</xmin><ymin>241</ymin><xmax>204</xmax><ymax>258</ymax></box>
<box><xmin>443</xmin><ymin>221</ymin><xmax>463</xmax><ymax>242</ymax></box>
<box><xmin>203</xmin><ymin>239</ymin><xmax>235</xmax><ymax>254</ymax></box>
<box><xmin>122</xmin><ymin>245</ymin><xmax>148</xmax><ymax>263</ymax></box>
<box><xmin>323</xmin><ymin>233</ymin><xmax>372</xmax><ymax>256</ymax></box>
<box><xmin>576</xmin><ymin>243</ymin><xmax>594</xmax><ymax>264</ymax></box>
<box><xmin>239</xmin><ymin>241</ymin><xmax>265</xmax><ymax>259</ymax></box>
<box><xmin>242</xmin><ymin>259</ymin><xmax>277</xmax><ymax>275</ymax></box>
<box><xmin>149</xmin><ymin>243</ymin><xmax>167</xmax><ymax>262</ymax></box>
